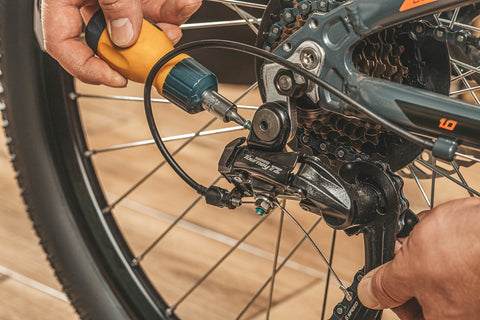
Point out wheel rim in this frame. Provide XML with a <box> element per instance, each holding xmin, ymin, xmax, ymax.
<box><xmin>32</xmin><ymin>2</ymin><xmax>480</xmax><ymax>320</ymax></box>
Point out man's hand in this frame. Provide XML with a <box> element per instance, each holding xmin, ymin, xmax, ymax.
<box><xmin>42</xmin><ymin>0</ymin><xmax>201</xmax><ymax>87</ymax></box>
<box><xmin>358</xmin><ymin>197</ymin><xmax>480</xmax><ymax>319</ymax></box>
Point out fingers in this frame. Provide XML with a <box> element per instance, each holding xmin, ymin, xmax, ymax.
<box><xmin>42</xmin><ymin>1</ymin><xmax>127</xmax><ymax>87</ymax></box>
<box><xmin>99</xmin><ymin>0</ymin><xmax>143</xmax><ymax>47</ymax></box>
<box><xmin>156</xmin><ymin>23</ymin><xmax>182</xmax><ymax>44</ymax></box>
<box><xmin>143</xmin><ymin>0</ymin><xmax>202</xmax><ymax>25</ymax></box>
<box><xmin>357</xmin><ymin>253</ymin><xmax>414</xmax><ymax>310</ymax></box>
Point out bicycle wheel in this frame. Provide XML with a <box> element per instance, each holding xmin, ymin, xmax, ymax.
<box><xmin>1</xmin><ymin>1</ymin><xmax>479</xmax><ymax>320</ymax></box>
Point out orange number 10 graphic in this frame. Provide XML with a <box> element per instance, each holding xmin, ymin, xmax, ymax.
<box><xmin>439</xmin><ymin>118</ymin><xmax>458</xmax><ymax>131</ymax></box>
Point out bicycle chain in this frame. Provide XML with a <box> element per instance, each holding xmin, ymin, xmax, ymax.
<box><xmin>259</xmin><ymin>2</ymin><xmax>479</xmax><ymax>319</ymax></box>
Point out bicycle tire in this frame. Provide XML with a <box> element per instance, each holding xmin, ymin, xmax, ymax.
<box><xmin>2</xmin><ymin>1</ymin><xmax>480</xmax><ymax>320</ymax></box>
<box><xmin>0</xmin><ymin>1</ymin><xmax>170</xmax><ymax>319</ymax></box>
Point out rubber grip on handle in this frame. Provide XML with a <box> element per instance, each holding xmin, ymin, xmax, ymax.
<box><xmin>85</xmin><ymin>10</ymin><xmax>189</xmax><ymax>95</ymax></box>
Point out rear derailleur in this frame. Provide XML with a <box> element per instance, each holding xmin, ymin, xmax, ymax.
<box><xmin>206</xmin><ymin>100</ymin><xmax>414</xmax><ymax>237</ymax></box>
<box><xmin>204</xmin><ymin>100</ymin><xmax>418</xmax><ymax>319</ymax></box>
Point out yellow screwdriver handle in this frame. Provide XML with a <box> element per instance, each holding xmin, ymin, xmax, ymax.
<box><xmin>86</xmin><ymin>10</ymin><xmax>218</xmax><ymax>113</ymax></box>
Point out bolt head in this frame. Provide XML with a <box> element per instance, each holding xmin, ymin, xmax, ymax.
<box><xmin>320</xmin><ymin>143</ymin><xmax>327</xmax><ymax>151</ymax></box>
<box><xmin>300</xmin><ymin>48</ymin><xmax>319</xmax><ymax>70</ymax></box>
<box><xmin>337</xmin><ymin>150</ymin><xmax>345</xmax><ymax>158</ymax></box>
<box><xmin>336</xmin><ymin>307</ymin><xmax>344</xmax><ymax>315</ymax></box>
<box><xmin>277</xmin><ymin>74</ymin><xmax>293</xmax><ymax>91</ymax></box>
<box><xmin>272</xmin><ymin>27</ymin><xmax>279</xmax><ymax>34</ymax></box>
<box><xmin>301</xmin><ymin>3</ymin><xmax>308</xmax><ymax>10</ymax></box>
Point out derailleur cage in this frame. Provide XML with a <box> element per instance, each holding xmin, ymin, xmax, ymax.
<box><xmin>208</xmin><ymin>100</ymin><xmax>409</xmax><ymax>234</ymax></box>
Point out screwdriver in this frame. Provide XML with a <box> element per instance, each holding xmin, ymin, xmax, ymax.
<box><xmin>85</xmin><ymin>10</ymin><xmax>249</xmax><ymax>128</ymax></box>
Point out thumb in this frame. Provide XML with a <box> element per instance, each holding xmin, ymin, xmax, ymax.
<box><xmin>357</xmin><ymin>257</ymin><xmax>414</xmax><ymax>310</ymax></box>
<box><xmin>99</xmin><ymin>0</ymin><xmax>143</xmax><ymax>47</ymax></box>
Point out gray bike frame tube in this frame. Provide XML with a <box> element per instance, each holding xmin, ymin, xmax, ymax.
<box><xmin>346</xmin><ymin>0</ymin><xmax>480</xmax><ymax>148</ymax></box>
<box><xmin>349</xmin><ymin>74</ymin><xmax>480</xmax><ymax>148</ymax></box>
<box><xmin>350</xmin><ymin>0</ymin><xmax>479</xmax><ymax>35</ymax></box>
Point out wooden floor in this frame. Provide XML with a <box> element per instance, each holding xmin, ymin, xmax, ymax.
<box><xmin>0</xmin><ymin>80</ymin><xmax>478</xmax><ymax>319</ymax></box>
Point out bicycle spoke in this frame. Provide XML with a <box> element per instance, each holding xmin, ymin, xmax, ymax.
<box><xmin>74</xmin><ymin>92</ymin><xmax>170</xmax><ymax>104</ymax></box>
<box><xmin>451</xmin><ymin>58</ymin><xmax>480</xmax><ymax>75</ymax></box>
<box><xmin>408</xmin><ymin>164</ymin><xmax>431</xmax><ymax>208</ymax></box>
<box><xmin>167</xmin><ymin>214</ymin><xmax>270</xmax><ymax>315</ymax></box>
<box><xmin>181</xmin><ymin>18</ymin><xmax>262</xmax><ymax>29</ymax></box>
<box><xmin>273</xmin><ymin>201</ymin><xmax>351</xmax><ymax>300</ymax></box>
<box><xmin>451</xmin><ymin>161</ymin><xmax>475</xmax><ymax>197</ymax></box>
<box><xmin>417</xmin><ymin>158</ymin><xmax>480</xmax><ymax>196</ymax></box>
<box><xmin>75</xmin><ymin>92</ymin><xmax>258</xmax><ymax>110</ymax></box>
<box><xmin>266</xmin><ymin>202</ymin><xmax>285</xmax><ymax>320</ymax></box>
<box><xmin>320</xmin><ymin>230</ymin><xmax>337</xmax><ymax>320</ymax></box>
<box><xmin>236</xmin><ymin>217</ymin><xmax>323</xmax><ymax>319</ymax></box>
<box><xmin>451</xmin><ymin>61</ymin><xmax>480</xmax><ymax>103</ymax></box>
<box><xmin>86</xmin><ymin>126</ymin><xmax>245</xmax><ymax>156</ymax></box>
<box><xmin>132</xmin><ymin>175</ymin><xmax>223</xmax><ymax>266</ymax></box>
<box><xmin>439</xmin><ymin>18</ymin><xmax>480</xmax><ymax>33</ymax></box>
<box><xmin>455</xmin><ymin>151</ymin><xmax>480</xmax><ymax>163</ymax></box>
<box><xmin>104</xmin><ymin>117</ymin><xmax>217</xmax><ymax>212</ymax></box>
<box><xmin>430</xmin><ymin>158</ymin><xmax>436</xmax><ymax>209</ymax></box>
<box><xmin>447</xmin><ymin>7</ymin><xmax>460</xmax><ymax>29</ymax></box>
<box><xmin>451</xmin><ymin>70</ymin><xmax>474</xmax><ymax>83</ymax></box>
<box><xmin>206</xmin><ymin>0</ymin><xmax>267</xmax><ymax>9</ymax></box>
<box><xmin>225</xmin><ymin>3</ymin><xmax>259</xmax><ymax>34</ymax></box>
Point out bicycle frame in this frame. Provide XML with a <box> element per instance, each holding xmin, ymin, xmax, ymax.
<box><xmin>274</xmin><ymin>0</ymin><xmax>480</xmax><ymax>149</ymax></box>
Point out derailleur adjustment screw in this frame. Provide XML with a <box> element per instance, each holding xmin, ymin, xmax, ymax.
<box><xmin>277</xmin><ymin>74</ymin><xmax>293</xmax><ymax>92</ymax></box>
<box><xmin>300</xmin><ymin>47</ymin><xmax>320</xmax><ymax>70</ymax></box>
<box><xmin>337</xmin><ymin>150</ymin><xmax>345</xmax><ymax>158</ymax></box>
<box><xmin>274</xmin><ymin>69</ymin><xmax>307</xmax><ymax>97</ymax></box>
<box><xmin>255</xmin><ymin>196</ymin><xmax>273</xmax><ymax>215</ymax></box>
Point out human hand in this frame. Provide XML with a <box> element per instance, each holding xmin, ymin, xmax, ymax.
<box><xmin>42</xmin><ymin>0</ymin><xmax>201</xmax><ymax>87</ymax></box>
<box><xmin>358</xmin><ymin>197</ymin><xmax>480</xmax><ymax>319</ymax></box>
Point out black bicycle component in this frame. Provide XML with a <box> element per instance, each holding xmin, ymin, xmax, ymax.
<box><xmin>397</xmin><ymin>209</ymin><xmax>420</xmax><ymax>238</ymax></box>
<box><xmin>204</xmin><ymin>186</ymin><xmax>242</xmax><ymax>209</ymax></box>
<box><xmin>248</xmin><ymin>101</ymin><xmax>291</xmax><ymax>152</ymax></box>
<box><xmin>329</xmin><ymin>270</ymin><xmax>381</xmax><ymax>320</ymax></box>
<box><xmin>274</xmin><ymin>69</ymin><xmax>307</xmax><ymax>97</ymax></box>
<box><xmin>218</xmin><ymin>138</ymin><xmax>407</xmax><ymax>231</ymax></box>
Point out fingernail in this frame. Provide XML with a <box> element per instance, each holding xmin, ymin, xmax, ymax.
<box><xmin>357</xmin><ymin>278</ymin><xmax>381</xmax><ymax>309</ymax></box>
<box><xmin>108</xmin><ymin>18</ymin><xmax>134</xmax><ymax>47</ymax></box>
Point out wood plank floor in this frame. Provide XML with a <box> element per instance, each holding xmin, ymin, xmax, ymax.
<box><xmin>0</xmin><ymin>80</ymin><xmax>478</xmax><ymax>319</ymax></box>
